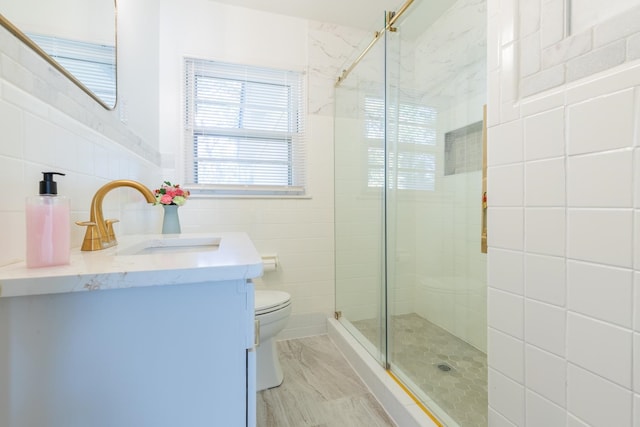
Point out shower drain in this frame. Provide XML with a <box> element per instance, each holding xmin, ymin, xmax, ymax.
<box><xmin>437</xmin><ymin>363</ymin><xmax>453</xmax><ymax>372</ymax></box>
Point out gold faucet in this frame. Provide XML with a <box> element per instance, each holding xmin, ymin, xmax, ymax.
<box><xmin>77</xmin><ymin>180</ymin><xmax>156</xmax><ymax>251</ymax></box>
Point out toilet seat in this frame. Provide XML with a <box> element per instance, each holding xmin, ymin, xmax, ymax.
<box><xmin>255</xmin><ymin>290</ymin><xmax>291</xmax><ymax>316</ymax></box>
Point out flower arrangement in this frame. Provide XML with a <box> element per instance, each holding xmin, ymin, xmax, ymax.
<box><xmin>154</xmin><ymin>181</ymin><xmax>190</xmax><ymax>206</ymax></box>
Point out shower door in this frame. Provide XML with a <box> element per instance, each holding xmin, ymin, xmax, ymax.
<box><xmin>385</xmin><ymin>1</ymin><xmax>488</xmax><ymax>426</ymax></box>
<box><xmin>334</xmin><ymin>30</ymin><xmax>388</xmax><ymax>366</ymax></box>
<box><xmin>334</xmin><ymin>1</ymin><xmax>488</xmax><ymax>425</ymax></box>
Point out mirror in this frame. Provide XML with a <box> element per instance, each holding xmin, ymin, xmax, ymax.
<box><xmin>0</xmin><ymin>0</ymin><xmax>117</xmax><ymax>109</ymax></box>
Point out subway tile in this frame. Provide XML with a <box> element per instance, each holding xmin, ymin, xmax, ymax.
<box><xmin>567</xmin><ymin>415</ymin><xmax>590</xmax><ymax>427</ymax></box>
<box><xmin>488</xmin><ymin>119</ymin><xmax>523</xmax><ymax>166</ymax></box>
<box><xmin>566</xmin><ymin>61</ymin><xmax>640</xmax><ymax>104</ymax></box>
<box><xmin>567</xmin><ymin>209</ymin><xmax>633</xmax><ymax>267</ymax></box>
<box><xmin>540</xmin><ymin>0</ymin><xmax>565</xmax><ymax>48</ymax></box>
<box><xmin>525</xmin><ymin>208</ymin><xmax>565</xmax><ymax>257</ymax></box>
<box><xmin>488</xmin><ymin>248</ymin><xmax>524</xmax><ymax>295</ymax></box>
<box><xmin>567</xmin><ymin>364</ymin><xmax>632</xmax><ymax>427</ymax></box>
<box><xmin>525</xmin><ymin>299</ymin><xmax>566</xmax><ymax>356</ymax></box>
<box><xmin>488</xmin><ymin>408</ymin><xmax>517</xmax><ymax>427</ymax></box>
<box><xmin>488</xmin><ymin>207</ymin><xmax>524</xmax><ymax>250</ymax></box>
<box><xmin>489</xmin><ymin>328</ymin><xmax>524</xmax><ymax>382</ymax></box>
<box><xmin>568</xmin><ymin>88</ymin><xmax>635</xmax><ymax>155</ymax></box>
<box><xmin>542</xmin><ymin>31</ymin><xmax>593</xmax><ymax>69</ymax></box>
<box><xmin>488</xmin><ymin>289</ymin><xmax>524</xmax><ymax>339</ymax></box>
<box><xmin>0</xmin><ymin>99</ymin><xmax>24</xmax><ymax>159</ymax></box>
<box><xmin>520</xmin><ymin>0</ymin><xmax>541</xmax><ymax>38</ymax></box>
<box><xmin>524</xmin><ymin>107</ymin><xmax>564</xmax><ymax>161</ymax></box>
<box><xmin>525</xmin><ymin>254</ymin><xmax>566</xmax><ymax>306</ymax></box>
<box><xmin>593</xmin><ymin>6</ymin><xmax>640</xmax><ymax>47</ymax></box>
<box><xmin>567</xmin><ymin>149</ymin><xmax>633</xmax><ymax>207</ymax></box>
<box><xmin>636</xmin><ymin>273</ymin><xmax>640</xmax><ymax>331</ymax></box>
<box><xmin>566</xmin><ymin>40</ymin><xmax>626</xmax><ymax>83</ymax></box>
<box><xmin>525</xmin><ymin>345</ymin><xmax>567</xmax><ymax>406</ymax></box>
<box><xmin>521</xmin><ymin>89</ymin><xmax>565</xmax><ymax>117</ymax></box>
<box><xmin>525</xmin><ymin>158</ymin><xmax>565</xmax><ymax>206</ymax></box>
<box><xmin>526</xmin><ymin>390</ymin><xmax>566</xmax><ymax>427</ymax></box>
<box><xmin>499</xmin><ymin>0</ymin><xmax>516</xmax><ymax>46</ymax></box>
<box><xmin>521</xmin><ymin>64</ymin><xmax>566</xmax><ymax>97</ymax></box>
<box><xmin>488</xmin><ymin>368</ymin><xmax>525</xmax><ymax>426</ymax></box>
<box><xmin>521</xmin><ymin>33</ymin><xmax>541</xmax><ymax>77</ymax></box>
<box><xmin>567</xmin><ymin>312</ymin><xmax>632</xmax><ymax>388</ymax></box>
<box><xmin>488</xmin><ymin>163</ymin><xmax>523</xmax><ymax>206</ymax></box>
<box><xmin>567</xmin><ymin>261</ymin><xmax>633</xmax><ymax>327</ymax></box>
<box><xmin>501</xmin><ymin>42</ymin><xmax>517</xmax><ymax>104</ymax></box>
<box><xmin>635</xmin><ymin>334</ymin><xmax>640</xmax><ymax>392</ymax></box>
<box><xmin>635</xmin><ymin>150</ymin><xmax>640</xmax><ymax>206</ymax></box>
<box><xmin>628</xmin><ymin>32</ymin><xmax>640</xmax><ymax>61</ymax></box>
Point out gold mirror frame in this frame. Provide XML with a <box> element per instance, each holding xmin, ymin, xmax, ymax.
<box><xmin>0</xmin><ymin>2</ymin><xmax>117</xmax><ymax>110</ymax></box>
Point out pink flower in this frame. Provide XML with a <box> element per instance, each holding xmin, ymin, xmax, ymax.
<box><xmin>160</xmin><ymin>194</ymin><xmax>173</xmax><ymax>204</ymax></box>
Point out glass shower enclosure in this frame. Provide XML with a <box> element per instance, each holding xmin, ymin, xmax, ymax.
<box><xmin>334</xmin><ymin>0</ymin><xmax>487</xmax><ymax>425</ymax></box>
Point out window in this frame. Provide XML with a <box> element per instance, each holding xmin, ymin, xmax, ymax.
<box><xmin>364</xmin><ymin>96</ymin><xmax>437</xmax><ymax>191</ymax></box>
<box><xmin>27</xmin><ymin>33</ymin><xmax>116</xmax><ymax>106</ymax></box>
<box><xmin>184</xmin><ymin>58</ymin><xmax>306</xmax><ymax>196</ymax></box>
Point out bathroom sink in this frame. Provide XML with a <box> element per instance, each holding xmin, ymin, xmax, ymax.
<box><xmin>116</xmin><ymin>236</ymin><xmax>221</xmax><ymax>255</ymax></box>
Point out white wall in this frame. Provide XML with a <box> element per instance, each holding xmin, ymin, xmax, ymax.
<box><xmin>488</xmin><ymin>2</ymin><xmax>640</xmax><ymax>426</ymax></box>
<box><xmin>157</xmin><ymin>0</ymin><xmax>368</xmax><ymax>338</ymax></box>
<box><xmin>0</xmin><ymin>0</ymin><xmax>162</xmax><ymax>267</ymax></box>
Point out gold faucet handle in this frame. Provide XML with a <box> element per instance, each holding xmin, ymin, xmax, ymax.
<box><xmin>75</xmin><ymin>221</ymin><xmax>97</xmax><ymax>227</ymax></box>
<box><xmin>105</xmin><ymin>218</ymin><xmax>120</xmax><ymax>241</ymax></box>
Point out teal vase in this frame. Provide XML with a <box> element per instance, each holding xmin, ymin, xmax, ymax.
<box><xmin>162</xmin><ymin>204</ymin><xmax>181</xmax><ymax>234</ymax></box>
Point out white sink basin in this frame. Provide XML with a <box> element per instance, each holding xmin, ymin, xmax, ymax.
<box><xmin>117</xmin><ymin>236</ymin><xmax>221</xmax><ymax>256</ymax></box>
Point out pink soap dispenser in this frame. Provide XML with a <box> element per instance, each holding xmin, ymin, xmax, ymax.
<box><xmin>26</xmin><ymin>172</ymin><xmax>71</xmax><ymax>268</ymax></box>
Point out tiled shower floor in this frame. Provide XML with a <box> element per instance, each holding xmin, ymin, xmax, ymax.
<box><xmin>352</xmin><ymin>313</ymin><xmax>488</xmax><ymax>427</ymax></box>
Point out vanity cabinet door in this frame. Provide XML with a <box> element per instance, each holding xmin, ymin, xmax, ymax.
<box><xmin>0</xmin><ymin>279</ymin><xmax>253</xmax><ymax>427</ymax></box>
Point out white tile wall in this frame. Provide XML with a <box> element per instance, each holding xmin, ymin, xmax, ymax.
<box><xmin>567</xmin><ymin>149</ymin><xmax>633</xmax><ymax>207</ymax></box>
<box><xmin>524</xmin><ymin>299</ymin><xmax>565</xmax><ymax>356</ymax></box>
<box><xmin>567</xmin><ymin>261</ymin><xmax>633</xmax><ymax>327</ymax></box>
<box><xmin>524</xmin><ymin>208</ymin><xmax>565</xmax><ymax>256</ymax></box>
<box><xmin>488</xmin><ymin>368</ymin><xmax>525</xmax><ymax>426</ymax></box>
<box><xmin>525</xmin><ymin>254</ymin><xmax>565</xmax><ymax>305</ymax></box>
<box><xmin>525</xmin><ymin>390</ymin><xmax>566</xmax><ymax>426</ymax></box>
<box><xmin>489</xmin><ymin>0</ymin><xmax>640</xmax><ymax>423</ymax></box>
<box><xmin>525</xmin><ymin>345</ymin><xmax>566</xmax><ymax>406</ymax></box>
<box><xmin>525</xmin><ymin>158</ymin><xmax>565</xmax><ymax>206</ymax></box>
<box><xmin>489</xmin><ymin>328</ymin><xmax>524</xmax><ymax>382</ymax></box>
<box><xmin>523</xmin><ymin>107</ymin><xmax>564</xmax><ymax>161</ymax></box>
<box><xmin>567</xmin><ymin>312</ymin><xmax>632</xmax><ymax>388</ymax></box>
<box><xmin>0</xmin><ymin>25</ymin><xmax>161</xmax><ymax>267</ymax></box>
<box><xmin>567</xmin><ymin>364</ymin><xmax>632</xmax><ymax>427</ymax></box>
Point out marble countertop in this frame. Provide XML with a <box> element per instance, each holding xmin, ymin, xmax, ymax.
<box><xmin>0</xmin><ymin>232</ymin><xmax>263</xmax><ymax>298</ymax></box>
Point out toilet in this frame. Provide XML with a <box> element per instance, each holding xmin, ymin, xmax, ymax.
<box><xmin>255</xmin><ymin>290</ymin><xmax>292</xmax><ymax>391</ymax></box>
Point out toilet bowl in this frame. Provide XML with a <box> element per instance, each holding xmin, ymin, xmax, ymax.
<box><xmin>255</xmin><ymin>290</ymin><xmax>291</xmax><ymax>391</ymax></box>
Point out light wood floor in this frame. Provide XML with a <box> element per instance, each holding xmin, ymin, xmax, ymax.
<box><xmin>257</xmin><ymin>335</ymin><xmax>396</xmax><ymax>427</ymax></box>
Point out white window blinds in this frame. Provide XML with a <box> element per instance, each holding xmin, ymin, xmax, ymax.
<box><xmin>27</xmin><ymin>33</ymin><xmax>116</xmax><ymax>107</ymax></box>
<box><xmin>364</xmin><ymin>96</ymin><xmax>437</xmax><ymax>191</ymax></box>
<box><xmin>184</xmin><ymin>58</ymin><xmax>306</xmax><ymax>196</ymax></box>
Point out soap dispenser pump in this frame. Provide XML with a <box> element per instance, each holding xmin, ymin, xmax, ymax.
<box><xmin>26</xmin><ymin>172</ymin><xmax>71</xmax><ymax>268</ymax></box>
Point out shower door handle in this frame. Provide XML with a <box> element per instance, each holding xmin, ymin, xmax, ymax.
<box><xmin>481</xmin><ymin>104</ymin><xmax>488</xmax><ymax>254</ymax></box>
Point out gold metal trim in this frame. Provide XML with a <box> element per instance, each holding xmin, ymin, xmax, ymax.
<box><xmin>335</xmin><ymin>0</ymin><xmax>415</xmax><ymax>86</ymax></box>
<box><xmin>387</xmin><ymin>370</ymin><xmax>444</xmax><ymax>427</ymax></box>
<box><xmin>0</xmin><ymin>2</ymin><xmax>118</xmax><ymax>110</ymax></box>
<box><xmin>481</xmin><ymin>104</ymin><xmax>488</xmax><ymax>254</ymax></box>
